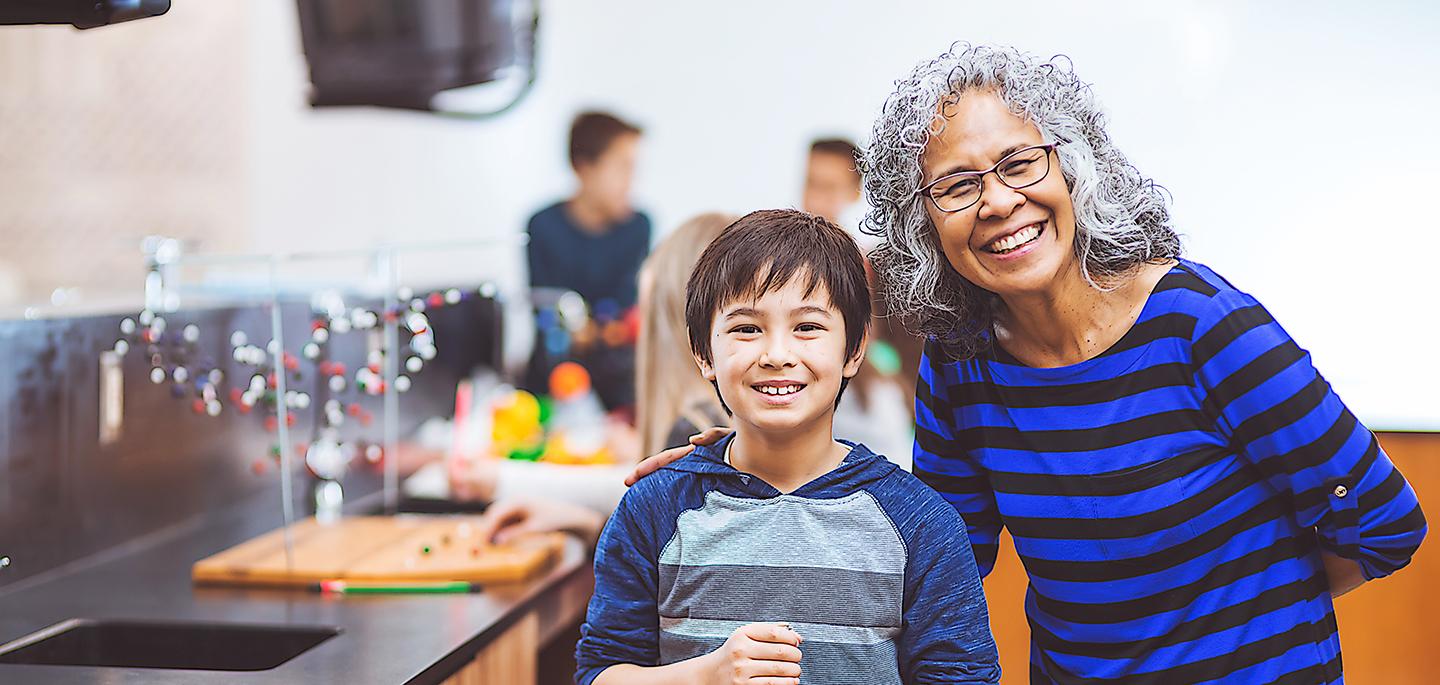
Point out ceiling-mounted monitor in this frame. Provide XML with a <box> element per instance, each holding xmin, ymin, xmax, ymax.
<box><xmin>294</xmin><ymin>0</ymin><xmax>538</xmax><ymax>117</ymax></box>
<box><xmin>0</xmin><ymin>0</ymin><xmax>171</xmax><ymax>30</ymax></box>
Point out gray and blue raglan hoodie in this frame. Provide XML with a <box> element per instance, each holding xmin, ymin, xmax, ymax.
<box><xmin>575</xmin><ymin>435</ymin><xmax>1000</xmax><ymax>684</ymax></box>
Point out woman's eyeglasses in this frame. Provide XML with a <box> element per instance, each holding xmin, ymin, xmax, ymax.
<box><xmin>915</xmin><ymin>143</ymin><xmax>1059</xmax><ymax>213</ymax></box>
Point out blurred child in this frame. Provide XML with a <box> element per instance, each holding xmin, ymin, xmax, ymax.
<box><xmin>527</xmin><ymin>111</ymin><xmax>650</xmax><ymax>410</ymax></box>
<box><xmin>528</xmin><ymin>111</ymin><xmax>650</xmax><ymax>310</ymax></box>
<box><xmin>801</xmin><ymin>138</ymin><xmax>863</xmax><ymax>228</ymax></box>
<box><xmin>635</xmin><ymin>212</ymin><xmax>734</xmax><ymax>457</ymax></box>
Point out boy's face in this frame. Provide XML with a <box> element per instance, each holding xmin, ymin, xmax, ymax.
<box><xmin>801</xmin><ymin>152</ymin><xmax>861</xmax><ymax>224</ymax></box>
<box><xmin>575</xmin><ymin>132</ymin><xmax>639</xmax><ymax>220</ymax></box>
<box><xmin>696</xmin><ymin>273</ymin><xmax>864</xmax><ymax>436</ymax></box>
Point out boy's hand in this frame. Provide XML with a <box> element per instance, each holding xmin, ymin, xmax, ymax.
<box><xmin>699</xmin><ymin>622</ymin><xmax>803</xmax><ymax>685</ymax></box>
<box><xmin>624</xmin><ymin>427</ymin><xmax>733</xmax><ymax>486</ymax></box>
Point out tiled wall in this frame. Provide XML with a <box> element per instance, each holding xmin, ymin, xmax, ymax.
<box><xmin>0</xmin><ymin>2</ymin><xmax>250</xmax><ymax>303</ymax></box>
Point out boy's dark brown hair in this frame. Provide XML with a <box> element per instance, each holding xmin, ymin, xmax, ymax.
<box><xmin>685</xmin><ymin>209</ymin><xmax>872</xmax><ymax>408</ymax></box>
<box><xmin>569</xmin><ymin>111</ymin><xmax>641</xmax><ymax>168</ymax></box>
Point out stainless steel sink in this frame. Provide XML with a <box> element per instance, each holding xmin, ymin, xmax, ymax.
<box><xmin>0</xmin><ymin>619</ymin><xmax>340</xmax><ymax>671</ymax></box>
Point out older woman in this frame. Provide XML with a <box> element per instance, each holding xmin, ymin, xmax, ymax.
<box><xmin>633</xmin><ymin>45</ymin><xmax>1426</xmax><ymax>683</ymax></box>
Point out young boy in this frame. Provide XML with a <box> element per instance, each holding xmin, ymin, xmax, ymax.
<box><xmin>575</xmin><ymin>210</ymin><xmax>999</xmax><ymax>685</ymax></box>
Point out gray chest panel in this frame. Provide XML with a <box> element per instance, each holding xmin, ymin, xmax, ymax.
<box><xmin>656</xmin><ymin>490</ymin><xmax>906</xmax><ymax>684</ymax></box>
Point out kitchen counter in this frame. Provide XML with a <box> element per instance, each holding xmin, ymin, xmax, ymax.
<box><xmin>0</xmin><ymin>498</ymin><xmax>594</xmax><ymax>684</ymax></box>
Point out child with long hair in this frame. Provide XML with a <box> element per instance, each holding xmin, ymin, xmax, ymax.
<box><xmin>635</xmin><ymin>213</ymin><xmax>734</xmax><ymax>458</ymax></box>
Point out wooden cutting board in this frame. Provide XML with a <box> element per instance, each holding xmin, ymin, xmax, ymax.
<box><xmin>192</xmin><ymin>515</ymin><xmax>565</xmax><ymax>588</ymax></box>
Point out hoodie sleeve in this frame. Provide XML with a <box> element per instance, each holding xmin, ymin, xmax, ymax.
<box><xmin>873</xmin><ymin>473</ymin><xmax>1001</xmax><ymax>684</ymax></box>
<box><xmin>573</xmin><ymin>477</ymin><xmax>669</xmax><ymax>685</ymax></box>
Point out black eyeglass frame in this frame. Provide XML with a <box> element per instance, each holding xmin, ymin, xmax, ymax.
<box><xmin>914</xmin><ymin>143</ymin><xmax>1061</xmax><ymax>214</ymax></box>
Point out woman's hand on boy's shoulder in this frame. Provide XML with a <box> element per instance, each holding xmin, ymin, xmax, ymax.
<box><xmin>624</xmin><ymin>427</ymin><xmax>732</xmax><ymax>486</ymax></box>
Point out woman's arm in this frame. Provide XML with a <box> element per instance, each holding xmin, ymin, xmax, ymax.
<box><xmin>912</xmin><ymin>342</ymin><xmax>1005</xmax><ymax>577</ymax></box>
<box><xmin>625</xmin><ymin>427</ymin><xmax>733</xmax><ymax>486</ymax></box>
<box><xmin>1190</xmin><ymin>288</ymin><xmax>1426</xmax><ymax>584</ymax></box>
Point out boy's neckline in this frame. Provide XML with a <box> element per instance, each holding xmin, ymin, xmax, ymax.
<box><xmin>723</xmin><ymin>433</ymin><xmax>856</xmax><ymax>495</ymax></box>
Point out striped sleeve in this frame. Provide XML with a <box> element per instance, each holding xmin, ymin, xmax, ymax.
<box><xmin>1190</xmin><ymin>289</ymin><xmax>1426</xmax><ymax>580</ymax></box>
<box><xmin>913</xmin><ymin>340</ymin><xmax>1004</xmax><ymax>577</ymax></box>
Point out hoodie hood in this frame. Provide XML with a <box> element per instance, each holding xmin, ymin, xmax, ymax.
<box><xmin>662</xmin><ymin>433</ymin><xmax>900</xmax><ymax>495</ymax></box>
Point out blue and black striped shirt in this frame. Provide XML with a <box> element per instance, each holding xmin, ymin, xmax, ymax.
<box><xmin>914</xmin><ymin>259</ymin><xmax>1426</xmax><ymax>683</ymax></box>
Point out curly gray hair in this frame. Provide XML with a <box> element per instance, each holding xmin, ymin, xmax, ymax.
<box><xmin>859</xmin><ymin>43</ymin><xmax>1180</xmax><ymax>359</ymax></box>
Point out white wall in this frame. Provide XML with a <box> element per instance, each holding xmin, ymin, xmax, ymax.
<box><xmin>245</xmin><ymin>0</ymin><xmax>1440</xmax><ymax>429</ymax></box>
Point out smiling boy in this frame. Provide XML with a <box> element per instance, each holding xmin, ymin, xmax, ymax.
<box><xmin>574</xmin><ymin>210</ymin><xmax>999</xmax><ymax>685</ymax></box>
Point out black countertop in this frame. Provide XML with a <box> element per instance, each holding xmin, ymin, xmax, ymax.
<box><xmin>0</xmin><ymin>499</ymin><xmax>595</xmax><ymax>684</ymax></box>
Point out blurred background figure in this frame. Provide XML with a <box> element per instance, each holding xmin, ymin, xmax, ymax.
<box><xmin>801</xmin><ymin>138</ymin><xmax>863</xmax><ymax>229</ymax></box>
<box><xmin>527</xmin><ymin>111</ymin><xmax>649</xmax><ymax>311</ymax></box>
<box><xmin>526</xmin><ymin>111</ymin><xmax>650</xmax><ymax>412</ymax></box>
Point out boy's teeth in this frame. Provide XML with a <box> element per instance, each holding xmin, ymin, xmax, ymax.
<box><xmin>758</xmin><ymin>385</ymin><xmax>802</xmax><ymax>395</ymax></box>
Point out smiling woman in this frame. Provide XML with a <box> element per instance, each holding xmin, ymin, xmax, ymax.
<box><xmin>855</xmin><ymin>43</ymin><xmax>1427</xmax><ymax>684</ymax></box>
<box><xmin>864</xmin><ymin>46</ymin><xmax>1178</xmax><ymax>362</ymax></box>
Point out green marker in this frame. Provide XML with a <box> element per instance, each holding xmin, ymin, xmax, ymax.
<box><xmin>313</xmin><ymin>580</ymin><xmax>481</xmax><ymax>594</ymax></box>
